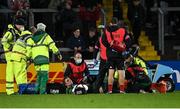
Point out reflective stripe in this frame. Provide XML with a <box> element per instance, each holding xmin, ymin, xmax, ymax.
<box><xmin>17</xmin><ymin>39</ymin><xmax>25</xmax><ymax>43</ymax></box>
<box><xmin>12</xmin><ymin>51</ymin><xmax>27</xmax><ymax>57</ymax></box>
<box><xmin>48</xmin><ymin>41</ymin><xmax>54</xmax><ymax>46</ymax></box>
<box><xmin>20</xmin><ymin>34</ymin><xmax>31</xmax><ymax>42</ymax></box>
<box><xmin>40</xmin><ymin>33</ymin><xmax>48</xmax><ymax>44</ymax></box>
<box><xmin>6</xmin><ymin>87</ymin><xmax>14</xmax><ymax>89</ymax></box>
<box><xmin>17</xmin><ymin>34</ymin><xmax>31</xmax><ymax>44</ymax></box>
<box><xmin>24</xmin><ymin>36</ymin><xmax>32</xmax><ymax>42</ymax></box>
<box><xmin>4</xmin><ymin>32</ymin><xmax>10</xmax><ymax>39</ymax></box>
<box><xmin>8</xmin><ymin>28</ymin><xmax>18</xmax><ymax>42</ymax></box>
<box><xmin>6</xmin><ymin>81</ymin><xmax>14</xmax><ymax>84</ymax></box>
<box><xmin>33</xmin><ymin>33</ymin><xmax>48</xmax><ymax>47</ymax></box>
<box><xmin>33</xmin><ymin>44</ymin><xmax>48</xmax><ymax>47</ymax></box>
<box><xmin>16</xmin><ymin>43</ymin><xmax>26</xmax><ymax>49</ymax></box>
<box><xmin>1</xmin><ymin>41</ymin><xmax>8</xmax><ymax>43</ymax></box>
<box><xmin>3</xmin><ymin>51</ymin><xmax>11</xmax><ymax>54</ymax></box>
<box><xmin>25</xmin><ymin>36</ymin><xmax>33</xmax><ymax>47</ymax></box>
<box><xmin>26</xmin><ymin>44</ymin><xmax>33</xmax><ymax>47</ymax></box>
<box><xmin>14</xmin><ymin>35</ymin><xmax>32</xmax><ymax>48</ymax></box>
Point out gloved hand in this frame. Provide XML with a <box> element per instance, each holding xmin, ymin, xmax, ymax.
<box><xmin>57</xmin><ymin>54</ymin><xmax>62</xmax><ymax>61</ymax></box>
<box><xmin>122</xmin><ymin>51</ymin><xmax>130</xmax><ymax>59</ymax></box>
<box><xmin>93</xmin><ymin>59</ymin><xmax>98</xmax><ymax>65</ymax></box>
<box><xmin>82</xmin><ymin>76</ymin><xmax>88</xmax><ymax>83</ymax></box>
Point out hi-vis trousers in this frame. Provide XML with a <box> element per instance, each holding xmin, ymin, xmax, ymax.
<box><xmin>6</xmin><ymin>59</ymin><xmax>27</xmax><ymax>95</ymax></box>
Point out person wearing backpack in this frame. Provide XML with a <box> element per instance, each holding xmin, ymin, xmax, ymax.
<box><xmin>102</xmin><ymin>17</ymin><xmax>131</xmax><ymax>93</ymax></box>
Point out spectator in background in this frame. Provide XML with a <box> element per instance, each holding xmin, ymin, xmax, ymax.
<box><xmin>55</xmin><ymin>0</ymin><xmax>79</xmax><ymax>43</ymax></box>
<box><xmin>71</xmin><ymin>0</ymin><xmax>81</xmax><ymax>8</ymax></box>
<box><xmin>30</xmin><ymin>0</ymin><xmax>50</xmax><ymax>8</ymax></box>
<box><xmin>8</xmin><ymin>0</ymin><xmax>30</xmax><ymax>11</ymax></box>
<box><xmin>15</xmin><ymin>9</ymin><xmax>27</xmax><ymax>19</ymax></box>
<box><xmin>0</xmin><ymin>0</ymin><xmax>9</xmax><ymax>37</ymax></box>
<box><xmin>113</xmin><ymin>0</ymin><xmax>123</xmax><ymax>20</ymax></box>
<box><xmin>97</xmin><ymin>0</ymin><xmax>103</xmax><ymax>6</ymax></box>
<box><xmin>10</xmin><ymin>0</ymin><xmax>31</xmax><ymax>30</ymax></box>
<box><xmin>79</xmin><ymin>1</ymin><xmax>100</xmax><ymax>36</ymax></box>
<box><xmin>14</xmin><ymin>9</ymin><xmax>29</xmax><ymax>27</ymax></box>
<box><xmin>145</xmin><ymin>0</ymin><xmax>155</xmax><ymax>25</ymax></box>
<box><xmin>66</xmin><ymin>27</ymin><xmax>86</xmax><ymax>53</ymax></box>
<box><xmin>127</xmin><ymin>0</ymin><xmax>145</xmax><ymax>45</ymax></box>
<box><xmin>0</xmin><ymin>0</ymin><xmax>8</xmax><ymax>8</ymax></box>
<box><xmin>0</xmin><ymin>0</ymin><xmax>30</xmax><ymax>37</ymax></box>
<box><xmin>30</xmin><ymin>0</ymin><xmax>57</xmax><ymax>37</ymax></box>
<box><xmin>48</xmin><ymin>0</ymin><xmax>63</xmax><ymax>9</ymax></box>
<box><xmin>85</xmin><ymin>27</ymin><xmax>98</xmax><ymax>59</ymax></box>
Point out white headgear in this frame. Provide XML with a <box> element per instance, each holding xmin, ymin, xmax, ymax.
<box><xmin>37</xmin><ymin>23</ymin><xmax>46</xmax><ymax>31</ymax></box>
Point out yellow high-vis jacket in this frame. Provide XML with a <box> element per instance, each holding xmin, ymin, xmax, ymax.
<box><xmin>1</xmin><ymin>24</ymin><xmax>21</xmax><ymax>61</ymax></box>
<box><xmin>30</xmin><ymin>30</ymin><xmax>59</xmax><ymax>65</ymax></box>
<box><xmin>133</xmin><ymin>57</ymin><xmax>148</xmax><ymax>75</ymax></box>
<box><xmin>11</xmin><ymin>30</ymin><xmax>34</xmax><ymax>61</ymax></box>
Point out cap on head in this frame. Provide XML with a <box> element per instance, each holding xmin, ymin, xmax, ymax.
<box><xmin>14</xmin><ymin>18</ymin><xmax>26</xmax><ymax>25</ymax></box>
<box><xmin>111</xmin><ymin>17</ymin><xmax>118</xmax><ymax>24</ymax></box>
<box><xmin>37</xmin><ymin>23</ymin><xmax>46</xmax><ymax>31</ymax></box>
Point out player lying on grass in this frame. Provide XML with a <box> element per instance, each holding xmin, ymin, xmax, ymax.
<box><xmin>124</xmin><ymin>53</ymin><xmax>152</xmax><ymax>93</ymax></box>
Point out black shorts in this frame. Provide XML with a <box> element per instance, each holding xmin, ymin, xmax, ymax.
<box><xmin>108</xmin><ymin>57</ymin><xmax>124</xmax><ymax>70</ymax></box>
<box><xmin>107</xmin><ymin>48</ymin><xmax>124</xmax><ymax>70</ymax></box>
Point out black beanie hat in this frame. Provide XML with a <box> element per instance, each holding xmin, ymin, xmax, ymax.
<box><xmin>14</xmin><ymin>18</ymin><xmax>25</xmax><ymax>25</ymax></box>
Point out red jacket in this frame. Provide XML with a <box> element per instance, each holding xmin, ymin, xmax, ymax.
<box><xmin>64</xmin><ymin>60</ymin><xmax>89</xmax><ymax>84</ymax></box>
<box><xmin>94</xmin><ymin>37</ymin><xmax>107</xmax><ymax>60</ymax></box>
<box><xmin>105</xmin><ymin>28</ymin><xmax>125</xmax><ymax>46</ymax></box>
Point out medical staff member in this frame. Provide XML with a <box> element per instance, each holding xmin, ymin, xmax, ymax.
<box><xmin>31</xmin><ymin>23</ymin><xmax>62</xmax><ymax>94</ymax></box>
<box><xmin>1</xmin><ymin>18</ymin><xmax>26</xmax><ymax>95</ymax></box>
<box><xmin>10</xmin><ymin>30</ymin><xmax>34</xmax><ymax>94</ymax></box>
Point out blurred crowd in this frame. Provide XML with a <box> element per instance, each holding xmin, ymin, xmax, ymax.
<box><xmin>0</xmin><ymin>0</ymin><xmax>180</xmax><ymax>60</ymax></box>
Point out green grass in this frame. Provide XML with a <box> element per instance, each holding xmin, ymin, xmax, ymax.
<box><xmin>0</xmin><ymin>91</ymin><xmax>180</xmax><ymax>108</ymax></box>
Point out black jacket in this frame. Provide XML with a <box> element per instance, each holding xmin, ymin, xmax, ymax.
<box><xmin>67</xmin><ymin>36</ymin><xmax>86</xmax><ymax>50</ymax></box>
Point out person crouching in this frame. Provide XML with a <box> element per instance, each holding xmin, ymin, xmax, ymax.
<box><xmin>64</xmin><ymin>52</ymin><xmax>90</xmax><ymax>94</ymax></box>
